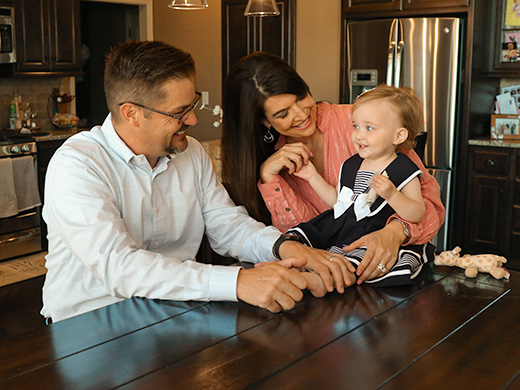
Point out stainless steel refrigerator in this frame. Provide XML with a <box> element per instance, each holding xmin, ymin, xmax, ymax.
<box><xmin>346</xmin><ymin>17</ymin><xmax>462</xmax><ymax>252</ymax></box>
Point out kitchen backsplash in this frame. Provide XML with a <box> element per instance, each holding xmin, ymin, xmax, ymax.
<box><xmin>0</xmin><ymin>77</ymin><xmax>72</xmax><ymax>131</ymax></box>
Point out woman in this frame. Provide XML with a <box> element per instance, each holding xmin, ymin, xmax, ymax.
<box><xmin>221</xmin><ymin>52</ymin><xmax>445</xmax><ymax>284</ymax></box>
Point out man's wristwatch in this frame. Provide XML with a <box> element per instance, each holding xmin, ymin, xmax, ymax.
<box><xmin>272</xmin><ymin>234</ymin><xmax>306</xmax><ymax>259</ymax></box>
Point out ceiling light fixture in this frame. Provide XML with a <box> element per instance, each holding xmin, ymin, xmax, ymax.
<box><xmin>244</xmin><ymin>0</ymin><xmax>280</xmax><ymax>17</ymax></box>
<box><xmin>168</xmin><ymin>0</ymin><xmax>208</xmax><ymax>10</ymax></box>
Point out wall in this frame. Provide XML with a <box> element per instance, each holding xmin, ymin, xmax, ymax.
<box><xmin>296</xmin><ymin>0</ymin><xmax>341</xmax><ymax>104</ymax></box>
<box><xmin>154</xmin><ymin>0</ymin><xmax>341</xmax><ymax>142</ymax></box>
<box><xmin>0</xmin><ymin>77</ymin><xmax>71</xmax><ymax>131</ymax></box>
<box><xmin>0</xmin><ymin>1</ymin><xmax>341</xmax><ymax>138</ymax></box>
<box><xmin>154</xmin><ymin>2</ymin><xmax>224</xmax><ymax>142</ymax></box>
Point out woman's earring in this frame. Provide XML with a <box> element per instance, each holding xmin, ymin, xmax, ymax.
<box><xmin>263</xmin><ymin>126</ymin><xmax>275</xmax><ymax>143</ymax></box>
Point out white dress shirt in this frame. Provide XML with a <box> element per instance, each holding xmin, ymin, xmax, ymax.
<box><xmin>41</xmin><ymin>115</ymin><xmax>281</xmax><ymax>322</ymax></box>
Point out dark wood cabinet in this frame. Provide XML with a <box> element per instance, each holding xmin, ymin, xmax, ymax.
<box><xmin>221</xmin><ymin>0</ymin><xmax>295</xmax><ymax>81</ymax></box>
<box><xmin>464</xmin><ymin>145</ymin><xmax>519</xmax><ymax>270</ymax></box>
<box><xmin>37</xmin><ymin>138</ymin><xmax>65</xmax><ymax>250</ymax></box>
<box><xmin>343</xmin><ymin>0</ymin><xmax>400</xmax><ymax>13</ymax></box>
<box><xmin>14</xmin><ymin>0</ymin><xmax>82</xmax><ymax>75</ymax></box>
<box><xmin>343</xmin><ymin>0</ymin><xmax>467</xmax><ymax>14</ymax></box>
<box><xmin>403</xmin><ymin>0</ymin><xmax>468</xmax><ymax>9</ymax></box>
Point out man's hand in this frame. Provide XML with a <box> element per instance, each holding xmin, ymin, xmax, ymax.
<box><xmin>236</xmin><ymin>257</ymin><xmax>308</xmax><ymax>312</ymax></box>
<box><xmin>278</xmin><ymin>241</ymin><xmax>356</xmax><ymax>294</ymax></box>
<box><xmin>300</xmin><ymin>271</ymin><xmax>327</xmax><ymax>298</ymax></box>
<box><xmin>342</xmin><ymin>220</ymin><xmax>406</xmax><ymax>284</ymax></box>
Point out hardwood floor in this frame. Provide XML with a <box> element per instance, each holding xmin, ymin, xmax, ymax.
<box><xmin>0</xmin><ymin>276</ymin><xmax>46</xmax><ymax>340</ymax></box>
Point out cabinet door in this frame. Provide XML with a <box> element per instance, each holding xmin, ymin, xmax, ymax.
<box><xmin>37</xmin><ymin>139</ymin><xmax>66</xmax><ymax>250</ymax></box>
<box><xmin>343</xmin><ymin>0</ymin><xmax>400</xmax><ymax>13</ymax></box>
<box><xmin>512</xmin><ymin>158</ymin><xmax>520</xmax><ymax>265</ymax></box>
<box><xmin>15</xmin><ymin>0</ymin><xmax>81</xmax><ymax>73</ymax></box>
<box><xmin>222</xmin><ymin>0</ymin><xmax>295</xmax><ymax>81</ymax></box>
<box><xmin>48</xmin><ymin>0</ymin><xmax>81</xmax><ymax>71</ymax></box>
<box><xmin>466</xmin><ymin>175</ymin><xmax>508</xmax><ymax>253</ymax></box>
<box><xmin>403</xmin><ymin>0</ymin><xmax>468</xmax><ymax>10</ymax></box>
<box><xmin>465</xmin><ymin>147</ymin><xmax>511</xmax><ymax>254</ymax></box>
<box><xmin>15</xmin><ymin>0</ymin><xmax>50</xmax><ymax>71</ymax></box>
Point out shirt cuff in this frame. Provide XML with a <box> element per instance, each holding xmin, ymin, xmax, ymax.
<box><xmin>258</xmin><ymin>176</ymin><xmax>286</xmax><ymax>200</ymax></box>
<box><xmin>209</xmin><ymin>265</ymin><xmax>242</xmax><ymax>302</ymax></box>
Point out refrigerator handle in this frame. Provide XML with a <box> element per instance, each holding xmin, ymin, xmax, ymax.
<box><xmin>394</xmin><ymin>40</ymin><xmax>404</xmax><ymax>87</ymax></box>
<box><xmin>394</xmin><ymin>20</ymin><xmax>404</xmax><ymax>87</ymax></box>
<box><xmin>386</xmin><ymin>42</ymin><xmax>395</xmax><ymax>85</ymax></box>
<box><xmin>386</xmin><ymin>19</ymin><xmax>398</xmax><ymax>85</ymax></box>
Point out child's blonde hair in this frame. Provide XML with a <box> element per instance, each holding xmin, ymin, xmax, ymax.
<box><xmin>353</xmin><ymin>84</ymin><xmax>423</xmax><ymax>150</ymax></box>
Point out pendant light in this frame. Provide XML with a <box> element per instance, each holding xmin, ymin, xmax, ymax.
<box><xmin>168</xmin><ymin>0</ymin><xmax>208</xmax><ymax>10</ymax></box>
<box><xmin>244</xmin><ymin>0</ymin><xmax>280</xmax><ymax>17</ymax></box>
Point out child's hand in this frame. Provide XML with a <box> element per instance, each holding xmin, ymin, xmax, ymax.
<box><xmin>371</xmin><ymin>174</ymin><xmax>397</xmax><ymax>200</ymax></box>
<box><xmin>292</xmin><ymin>160</ymin><xmax>318</xmax><ymax>182</ymax></box>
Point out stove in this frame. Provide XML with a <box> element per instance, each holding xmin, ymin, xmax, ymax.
<box><xmin>0</xmin><ymin>130</ymin><xmax>34</xmax><ymax>144</ymax></box>
<box><xmin>0</xmin><ymin>130</ymin><xmax>42</xmax><ymax>261</ymax></box>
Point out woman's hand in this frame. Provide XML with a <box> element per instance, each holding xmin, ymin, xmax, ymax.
<box><xmin>342</xmin><ymin>220</ymin><xmax>406</xmax><ymax>285</ymax></box>
<box><xmin>260</xmin><ymin>142</ymin><xmax>313</xmax><ymax>183</ymax></box>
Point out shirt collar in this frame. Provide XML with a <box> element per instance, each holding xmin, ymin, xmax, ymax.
<box><xmin>100</xmin><ymin>113</ymin><xmax>173</xmax><ymax>167</ymax></box>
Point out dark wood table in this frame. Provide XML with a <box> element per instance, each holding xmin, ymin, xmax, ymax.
<box><xmin>1</xmin><ymin>266</ymin><xmax>519</xmax><ymax>389</ymax></box>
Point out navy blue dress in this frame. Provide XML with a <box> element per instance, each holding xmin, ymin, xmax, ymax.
<box><xmin>287</xmin><ymin>153</ymin><xmax>436</xmax><ymax>287</ymax></box>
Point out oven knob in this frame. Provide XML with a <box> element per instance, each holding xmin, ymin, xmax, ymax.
<box><xmin>9</xmin><ymin>145</ymin><xmax>20</xmax><ymax>154</ymax></box>
<box><xmin>21</xmin><ymin>144</ymin><xmax>30</xmax><ymax>153</ymax></box>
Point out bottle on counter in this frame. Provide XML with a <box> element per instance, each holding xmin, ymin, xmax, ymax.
<box><xmin>8</xmin><ymin>103</ymin><xmax>17</xmax><ymax>130</ymax></box>
<box><xmin>23</xmin><ymin>103</ymin><xmax>32</xmax><ymax>128</ymax></box>
<box><xmin>12</xmin><ymin>90</ymin><xmax>22</xmax><ymax>129</ymax></box>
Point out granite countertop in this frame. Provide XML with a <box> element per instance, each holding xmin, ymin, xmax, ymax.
<box><xmin>33</xmin><ymin>128</ymin><xmax>85</xmax><ymax>142</ymax></box>
<box><xmin>469</xmin><ymin>137</ymin><xmax>520</xmax><ymax>148</ymax></box>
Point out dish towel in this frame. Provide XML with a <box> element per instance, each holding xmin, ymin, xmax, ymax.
<box><xmin>11</xmin><ymin>155</ymin><xmax>41</xmax><ymax>212</ymax></box>
<box><xmin>0</xmin><ymin>157</ymin><xmax>19</xmax><ymax>218</ymax></box>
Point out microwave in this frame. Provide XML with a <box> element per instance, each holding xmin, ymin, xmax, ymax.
<box><xmin>0</xmin><ymin>6</ymin><xmax>15</xmax><ymax>63</ymax></box>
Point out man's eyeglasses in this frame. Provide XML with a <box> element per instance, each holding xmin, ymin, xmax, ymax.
<box><xmin>119</xmin><ymin>92</ymin><xmax>202</xmax><ymax>124</ymax></box>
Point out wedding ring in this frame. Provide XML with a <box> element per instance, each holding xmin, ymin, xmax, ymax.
<box><xmin>329</xmin><ymin>256</ymin><xmax>334</xmax><ymax>262</ymax></box>
<box><xmin>377</xmin><ymin>263</ymin><xmax>387</xmax><ymax>273</ymax></box>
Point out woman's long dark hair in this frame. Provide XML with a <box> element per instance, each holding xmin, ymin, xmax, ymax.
<box><xmin>221</xmin><ymin>52</ymin><xmax>310</xmax><ymax>225</ymax></box>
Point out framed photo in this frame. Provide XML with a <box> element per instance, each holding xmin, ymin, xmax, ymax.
<box><xmin>501</xmin><ymin>32</ymin><xmax>520</xmax><ymax>62</ymax></box>
<box><xmin>491</xmin><ymin>114</ymin><xmax>520</xmax><ymax>139</ymax></box>
<box><xmin>505</xmin><ymin>0</ymin><xmax>520</xmax><ymax>27</ymax></box>
<box><xmin>501</xmin><ymin>84</ymin><xmax>520</xmax><ymax>108</ymax></box>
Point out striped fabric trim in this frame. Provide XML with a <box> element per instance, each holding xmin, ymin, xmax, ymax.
<box><xmin>328</xmin><ymin>245</ymin><xmax>428</xmax><ymax>284</ymax></box>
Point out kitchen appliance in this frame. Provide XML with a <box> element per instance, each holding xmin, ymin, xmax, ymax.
<box><xmin>0</xmin><ymin>6</ymin><xmax>16</xmax><ymax>63</ymax></box>
<box><xmin>346</xmin><ymin>17</ymin><xmax>462</xmax><ymax>251</ymax></box>
<box><xmin>0</xmin><ymin>131</ymin><xmax>42</xmax><ymax>261</ymax></box>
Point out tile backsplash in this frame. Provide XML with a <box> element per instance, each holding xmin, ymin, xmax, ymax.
<box><xmin>0</xmin><ymin>77</ymin><xmax>72</xmax><ymax>131</ymax></box>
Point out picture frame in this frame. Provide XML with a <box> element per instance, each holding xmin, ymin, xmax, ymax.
<box><xmin>491</xmin><ymin>114</ymin><xmax>520</xmax><ymax>139</ymax></box>
<box><xmin>505</xmin><ymin>0</ymin><xmax>520</xmax><ymax>27</ymax></box>
<box><xmin>501</xmin><ymin>32</ymin><xmax>520</xmax><ymax>62</ymax></box>
<box><xmin>501</xmin><ymin>84</ymin><xmax>520</xmax><ymax>108</ymax></box>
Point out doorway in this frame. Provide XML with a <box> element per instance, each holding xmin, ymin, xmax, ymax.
<box><xmin>76</xmin><ymin>0</ymin><xmax>153</xmax><ymax>128</ymax></box>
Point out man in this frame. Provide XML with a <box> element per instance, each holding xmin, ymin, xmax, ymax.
<box><xmin>41</xmin><ymin>41</ymin><xmax>353</xmax><ymax>323</ymax></box>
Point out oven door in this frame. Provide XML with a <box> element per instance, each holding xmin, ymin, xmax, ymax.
<box><xmin>0</xmin><ymin>208</ymin><xmax>41</xmax><ymax>261</ymax></box>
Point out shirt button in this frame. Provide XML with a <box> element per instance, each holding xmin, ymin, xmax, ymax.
<box><xmin>275</xmin><ymin>188</ymin><xmax>280</xmax><ymax>192</ymax></box>
<box><xmin>285</xmin><ymin>207</ymin><xmax>291</xmax><ymax>212</ymax></box>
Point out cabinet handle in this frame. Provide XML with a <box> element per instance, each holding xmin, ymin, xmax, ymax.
<box><xmin>486</xmin><ymin>159</ymin><xmax>496</xmax><ymax>166</ymax></box>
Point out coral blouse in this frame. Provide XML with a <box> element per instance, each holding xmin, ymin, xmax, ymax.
<box><xmin>258</xmin><ymin>102</ymin><xmax>445</xmax><ymax>245</ymax></box>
